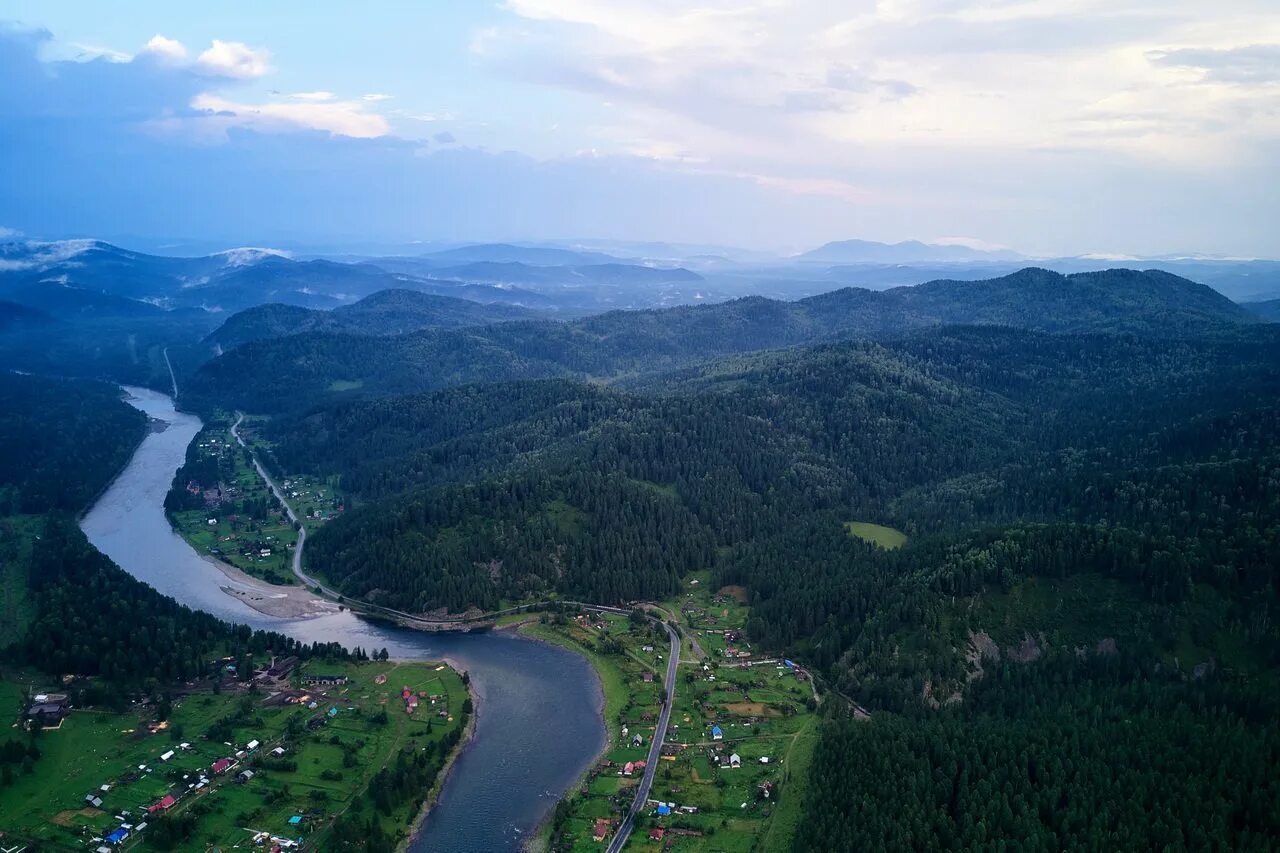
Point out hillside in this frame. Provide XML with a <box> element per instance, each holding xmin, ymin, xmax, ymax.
<box><xmin>186</xmin><ymin>267</ymin><xmax>1256</xmax><ymax>414</ymax></box>
<box><xmin>207</xmin><ymin>288</ymin><xmax>539</xmax><ymax>350</ymax></box>
<box><xmin>1245</xmin><ymin>298</ymin><xmax>1280</xmax><ymax>322</ymax></box>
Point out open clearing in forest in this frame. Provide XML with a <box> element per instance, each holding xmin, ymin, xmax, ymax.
<box><xmin>844</xmin><ymin>521</ymin><xmax>908</xmax><ymax>550</ymax></box>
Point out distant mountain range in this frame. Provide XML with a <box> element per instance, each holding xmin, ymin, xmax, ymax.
<box><xmin>796</xmin><ymin>239</ymin><xmax>1024</xmax><ymax>264</ymax></box>
<box><xmin>185</xmin><ymin>267</ymin><xmax>1260</xmax><ymax>415</ymax></box>
<box><xmin>207</xmin><ymin>288</ymin><xmax>538</xmax><ymax>350</ymax></box>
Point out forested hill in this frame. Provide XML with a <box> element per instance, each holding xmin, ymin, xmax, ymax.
<box><xmin>207</xmin><ymin>288</ymin><xmax>540</xmax><ymax>350</ymax></box>
<box><xmin>186</xmin><ymin>267</ymin><xmax>1254</xmax><ymax>414</ymax></box>
<box><xmin>263</xmin><ymin>326</ymin><xmax>1280</xmax><ymax>615</ymax></box>
<box><xmin>259</xmin><ymin>321</ymin><xmax>1280</xmax><ymax>846</ymax></box>
<box><xmin>0</xmin><ymin>373</ymin><xmax>147</xmax><ymax>513</ymax></box>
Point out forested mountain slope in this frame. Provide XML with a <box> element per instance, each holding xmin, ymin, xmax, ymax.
<box><xmin>207</xmin><ymin>288</ymin><xmax>539</xmax><ymax>350</ymax></box>
<box><xmin>186</xmin><ymin>267</ymin><xmax>1254</xmax><ymax>414</ymax></box>
<box><xmin>263</xmin><ymin>322</ymin><xmax>1280</xmax><ymax>847</ymax></box>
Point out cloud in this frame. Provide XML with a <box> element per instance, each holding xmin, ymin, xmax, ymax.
<box><xmin>433</xmin><ymin>130</ymin><xmax>456</xmax><ymax>144</ymax></box>
<box><xmin>1148</xmin><ymin>44</ymin><xmax>1280</xmax><ymax>84</ymax></box>
<box><xmin>0</xmin><ymin>225</ymin><xmax>23</xmax><ymax>239</ymax></box>
<box><xmin>191</xmin><ymin>93</ymin><xmax>390</xmax><ymax>138</ymax></box>
<box><xmin>362</xmin><ymin>93</ymin><xmax>393</xmax><ymax>101</ymax></box>
<box><xmin>196</xmin><ymin>39</ymin><xmax>271</xmax><ymax>79</ymax></box>
<box><xmin>141</xmin><ymin>34</ymin><xmax>187</xmax><ymax>62</ymax></box>
<box><xmin>290</xmin><ymin>91</ymin><xmax>336</xmax><ymax>101</ymax></box>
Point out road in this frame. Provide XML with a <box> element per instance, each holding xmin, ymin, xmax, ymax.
<box><xmin>607</xmin><ymin>617</ymin><xmax>680</xmax><ymax>853</ymax></box>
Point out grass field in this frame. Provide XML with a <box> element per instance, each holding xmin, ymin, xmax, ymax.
<box><xmin>0</xmin><ymin>659</ymin><xmax>468</xmax><ymax>851</ymax></box>
<box><xmin>844</xmin><ymin>520</ymin><xmax>909</xmax><ymax>549</ymax></box>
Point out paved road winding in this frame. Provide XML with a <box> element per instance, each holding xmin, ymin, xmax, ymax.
<box><xmin>607</xmin><ymin>618</ymin><xmax>680</xmax><ymax>853</ymax></box>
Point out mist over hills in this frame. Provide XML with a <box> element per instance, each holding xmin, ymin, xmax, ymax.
<box><xmin>186</xmin><ymin>267</ymin><xmax>1258</xmax><ymax>414</ymax></box>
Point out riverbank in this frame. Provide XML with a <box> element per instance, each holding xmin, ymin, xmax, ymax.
<box><xmin>203</xmin><ymin>552</ymin><xmax>341</xmax><ymax>618</ymax></box>
<box><xmin>400</xmin><ymin>677</ymin><xmax>479</xmax><ymax>852</ymax></box>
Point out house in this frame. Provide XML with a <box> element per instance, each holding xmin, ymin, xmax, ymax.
<box><xmin>649</xmin><ymin>827</ymin><xmax>666</xmax><ymax>840</ymax></box>
<box><xmin>711</xmin><ymin>725</ymin><xmax>723</xmax><ymax>741</ymax></box>
<box><xmin>262</xmin><ymin>656</ymin><xmax>299</xmax><ymax>681</ymax></box>
<box><xmin>271</xmin><ymin>747</ymin><xmax>286</xmax><ymax>756</ymax></box>
<box><xmin>729</xmin><ymin>753</ymin><xmax>742</xmax><ymax>768</ymax></box>
<box><xmin>632</xmin><ymin>733</ymin><xmax>644</xmax><ymax>747</ymax></box>
<box><xmin>593</xmin><ymin>819</ymin><xmax>610</xmax><ymax>842</ymax></box>
<box><xmin>642</xmin><ymin>672</ymin><xmax>654</xmax><ymax>683</ymax></box>
<box><xmin>26</xmin><ymin>696</ymin><xmax>69</xmax><ymax>726</ymax></box>
<box><xmin>160</xmin><ymin>750</ymin><xmax>175</xmax><ymax>761</ymax></box>
<box><xmin>85</xmin><ymin>794</ymin><xmax>104</xmax><ymax>808</ymax></box>
<box><xmin>236</xmin><ymin>769</ymin><xmax>255</xmax><ymax>783</ymax></box>
<box><xmin>148</xmin><ymin>794</ymin><xmax>176</xmax><ymax>814</ymax></box>
<box><xmin>106</xmin><ymin>827</ymin><xmax>129</xmax><ymax>845</ymax></box>
<box><xmin>655</xmin><ymin>804</ymin><xmax>672</xmax><ymax>816</ymax></box>
<box><xmin>759</xmin><ymin>756</ymin><xmax>771</xmax><ymax>764</ymax></box>
<box><xmin>246</xmin><ymin>739</ymin><xmax>261</xmax><ymax>750</ymax></box>
<box><xmin>623</xmin><ymin>761</ymin><xmax>635</xmax><ymax>776</ymax></box>
<box><xmin>211</xmin><ymin>757</ymin><xmax>232</xmax><ymax>775</ymax></box>
<box><xmin>303</xmin><ymin>674</ymin><xmax>348</xmax><ymax>686</ymax></box>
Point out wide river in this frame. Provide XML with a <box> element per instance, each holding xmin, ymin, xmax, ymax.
<box><xmin>80</xmin><ymin>386</ymin><xmax>606</xmax><ymax>852</ymax></box>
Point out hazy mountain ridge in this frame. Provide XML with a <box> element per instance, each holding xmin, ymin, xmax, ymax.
<box><xmin>208</xmin><ymin>288</ymin><xmax>540</xmax><ymax>350</ymax></box>
<box><xmin>185</xmin><ymin>267</ymin><xmax>1257</xmax><ymax>414</ymax></box>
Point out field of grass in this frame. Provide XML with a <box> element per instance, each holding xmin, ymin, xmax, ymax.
<box><xmin>0</xmin><ymin>659</ymin><xmax>467</xmax><ymax>851</ymax></box>
<box><xmin>844</xmin><ymin>520</ymin><xmax>908</xmax><ymax>550</ymax></box>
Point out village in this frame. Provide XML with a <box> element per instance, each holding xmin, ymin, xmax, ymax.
<box><xmin>168</xmin><ymin>420</ymin><xmax>344</xmax><ymax>587</ymax></box>
<box><xmin>523</xmin><ymin>571</ymin><xmax>820</xmax><ymax>853</ymax></box>
<box><xmin>0</xmin><ymin>656</ymin><xmax>467</xmax><ymax>851</ymax></box>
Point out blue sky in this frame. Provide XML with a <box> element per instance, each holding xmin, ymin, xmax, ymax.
<box><xmin>2</xmin><ymin>2</ymin><xmax>1278</xmax><ymax>256</ymax></box>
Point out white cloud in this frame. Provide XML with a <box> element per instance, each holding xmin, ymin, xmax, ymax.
<box><xmin>196</xmin><ymin>39</ymin><xmax>271</xmax><ymax>79</ymax></box>
<box><xmin>141</xmin><ymin>34</ymin><xmax>187</xmax><ymax>62</ymax></box>
<box><xmin>362</xmin><ymin>93</ymin><xmax>393</xmax><ymax>101</ymax></box>
<box><xmin>71</xmin><ymin>42</ymin><xmax>132</xmax><ymax>63</ymax></box>
<box><xmin>490</xmin><ymin>0</ymin><xmax>1280</xmax><ymax>189</ymax></box>
<box><xmin>0</xmin><ymin>225</ymin><xmax>22</xmax><ymax>239</ymax></box>
<box><xmin>191</xmin><ymin>93</ymin><xmax>390</xmax><ymax>138</ymax></box>
<box><xmin>291</xmin><ymin>91</ymin><xmax>336</xmax><ymax>101</ymax></box>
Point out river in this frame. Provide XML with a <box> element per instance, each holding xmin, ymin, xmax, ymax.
<box><xmin>80</xmin><ymin>386</ymin><xmax>606</xmax><ymax>852</ymax></box>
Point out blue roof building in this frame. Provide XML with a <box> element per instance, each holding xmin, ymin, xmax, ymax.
<box><xmin>711</xmin><ymin>725</ymin><xmax>723</xmax><ymax>740</ymax></box>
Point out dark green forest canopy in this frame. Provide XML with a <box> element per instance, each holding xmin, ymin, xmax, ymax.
<box><xmin>0</xmin><ymin>372</ymin><xmax>146</xmax><ymax>513</ymax></box>
<box><xmin>205</xmin><ymin>287</ymin><xmax>538</xmax><ymax>351</ymax></box>
<box><xmin>184</xmin><ymin>267</ymin><xmax>1259</xmax><ymax>415</ymax></box>
<box><xmin>256</xmin><ymin>319</ymin><xmax>1280</xmax><ymax>846</ymax></box>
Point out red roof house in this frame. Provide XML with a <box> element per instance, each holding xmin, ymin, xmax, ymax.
<box><xmin>211</xmin><ymin>758</ymin><xmax>232</xmax><ymax>775</ymax></box>
<box><xmin>593</xmin><ymin>819</ymin><xmax>610</xmax><ymax>842</ymax></box>
<box><xmin>148</xmin><ymin>794</ymin><xmax>176</xmax><ymax>813</ymax></box>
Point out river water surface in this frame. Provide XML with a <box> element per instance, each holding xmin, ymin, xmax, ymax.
<box><xmin>80</xmin><ymin>386</ymin><xmax>606</xmax><ymax>852</ymax></box>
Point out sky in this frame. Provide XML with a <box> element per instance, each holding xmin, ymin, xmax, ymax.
<box><xmin>1</xmin><ymin>1</ymin><xmax>1278</xmax><ymax>257</ymax></box>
